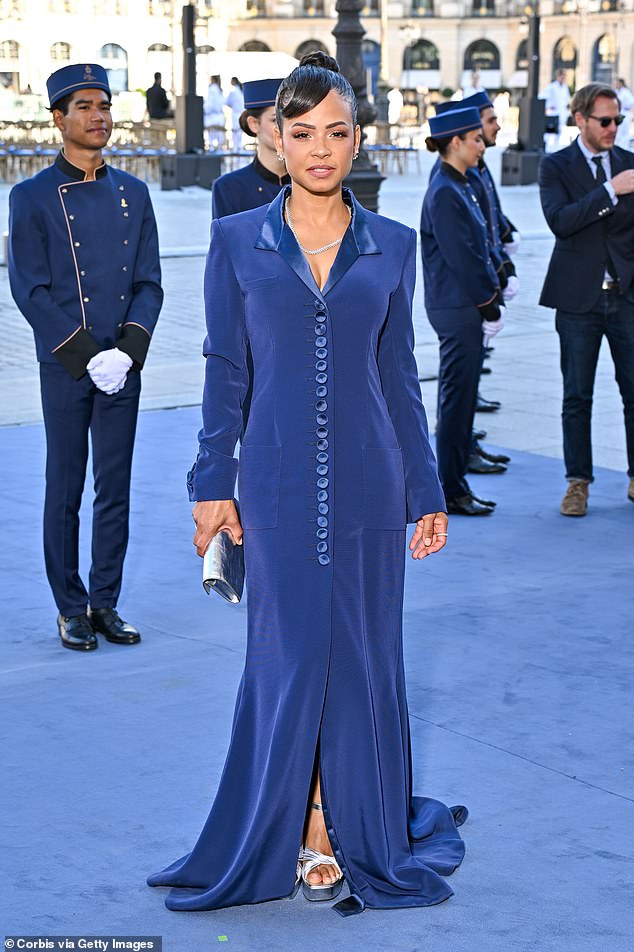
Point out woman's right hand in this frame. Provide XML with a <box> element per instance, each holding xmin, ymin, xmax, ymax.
<box><xmin>192</xmin><ymin>499</ymin><xmax>243</xmax><ymax>557</ymax></box>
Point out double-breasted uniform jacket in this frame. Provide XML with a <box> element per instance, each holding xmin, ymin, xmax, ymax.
<box><xmin>539</xmin><ymin>139</ymin><xmax>634</xmax><ymax>312</ymax></box>
<box><xmin>211</xmin><ymin>155</ymin><xmax>291</xmax><ymax>219</ymax></box>
<box><xmin>8</xmin><ymin>152</ymin><xmax>163</xmax><ymax>378</ymax></box>
<box><xmin>421</xmin><ymin>162</ymin><xmax>501</xmax><ymax>318</ymax></box>
<box><xmin>152</xmin><ymin>188</ymin><xmax>466</xmax><ymax>915</ymax></box>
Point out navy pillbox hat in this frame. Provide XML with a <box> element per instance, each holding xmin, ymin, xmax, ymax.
<box><xmin>434</xmin><ymin>91</ymin><xmax>493</xmax><ymax>117</ymax></box>
<box><xmin>428</xmin><ymin>106</ymin><xmax>482</xmax><ymax>138</ymax></box>
<box><xmin>461</xmin><ymin>91</ymin><xmax>494</xmax><ymax>111</ymax></box>
<box><xmin>47</xmin><ymin>63</ymin><xmax>111</xmax><ymax>109</ymax></box>
<box><xmin>243</xmin><ymin>78</ymin><xmax>284</xmax><ymax>110</ymax></box>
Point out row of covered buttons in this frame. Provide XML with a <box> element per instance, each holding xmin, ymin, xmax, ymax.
<box><xmin>313</xmin><ymin>300</ymin><xmax>330</xmax><ymax>566</ymax></box>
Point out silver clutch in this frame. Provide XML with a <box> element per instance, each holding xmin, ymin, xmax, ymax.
<box><xmin>202</xmin><ymin>529</ymin><xmax>244</xmax><ymax>604</ymax></box>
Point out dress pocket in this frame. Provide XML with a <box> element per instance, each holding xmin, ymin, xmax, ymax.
<box><xmin>237</xmin><ymin>444</ymin><xmax>281</xmax><ymax>529</ymax></box>
<box><xmin>362</xmin><ymin>447</ymin><xmax>406</xmax><ymax>530</ymax></box>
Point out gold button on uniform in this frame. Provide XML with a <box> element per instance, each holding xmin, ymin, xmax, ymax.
<box><xmin>120</xmin><ymin>294</ymin><xmax>125</xmax><ymax>300</ymax></box>
<box><xmin>69</xmin><ymin>214</ymin><xmax>74</xmax><ymax>221</ymax></box>
<box><xmin>83</xmin><ymin>296</ymin><xmax>89</xmax><ymax>302</ymax></box>
<box><xmin>74</xmin><ymin>241</ymin><xmax>80</xmax><ymax>247</ymax></box>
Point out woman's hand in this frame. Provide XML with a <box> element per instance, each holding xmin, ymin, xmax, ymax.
<box><xmin>409</xmin><ymin>512</ymin><xmax>448</xmax><ymax>560</ymax></box>
<box><xmin>192</xmin><ymin>499</ymin><xmax>243</xmax><ymax>557</ymax></box>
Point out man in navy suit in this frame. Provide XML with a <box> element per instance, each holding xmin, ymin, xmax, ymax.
<box><xmin>539</xmin><ymin>83</ymin><xmax>634</xmax><ymax>516</ymax></box>
<box><xmin>8</xmin><ymin>64</ymin><xmax>163</xmax><ymax>649</ymax></box>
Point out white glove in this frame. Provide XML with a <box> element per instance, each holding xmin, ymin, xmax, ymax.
<box><xmin>87</xmin><ymin>348</ymin><xmax>133</xmax><ymax>395</ymax></box>
<box><xmin>503</xmin><ymin>275</ymin><xmax>520</xmax><ymax>303</ymax></box>
<box><xmin>505</xmin><ymin>231</ymin><xmax>521</xmax><ymax>255</ymax></box>
<box><xmin>482</xmin><ymin>306</ymin><xmax>506</xmax><ymax>342</ymax></box>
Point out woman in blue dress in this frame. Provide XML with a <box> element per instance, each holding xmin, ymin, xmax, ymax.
<box><xmin>211</xmin><ymin>78</ymin><xmax>291</xmax><ymax>219</ymax></box>
<box><xmin>148</xmin><ymin>52</ymin><xmax>466</xmax><ymax>917</ymax></box>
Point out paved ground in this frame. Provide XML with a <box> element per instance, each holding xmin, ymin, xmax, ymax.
<box><xmin>0</xmin><ymin>146</ymin><xmax>631</xmax><ymax>477</ymax></box>
<box><xmin>1</xmin><ymin>150</ymin><xmax>633</xmax><ymax>952</ymax></box>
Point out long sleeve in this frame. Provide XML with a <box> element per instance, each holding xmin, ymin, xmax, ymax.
<box><xmin>187</xmin><ymin>219</ymin><xmax>250</xmax><ymax>502</ymax></box>
<box><xmin>377</xmin><ymin>230</ymin><xmax>446</xmax><ymax>521</ymax></box>
<box><xmin>429</xmin><ymin>184</ymin><xmax>499</xmax><ymax>309</ymax></box>
<box><xmin>539</xmin><ymin>153</ymin><xmax>615</xmax><ymax>239</ymax></box>
<box><xmin>117</xmin><ymin>187</ymin><xmax>163</xmax><ymax>367</ymax></box>
<box><xmin>8</xmin><ymin>183</ymin><xmax>101</xmax><ymax>374</ymax></box>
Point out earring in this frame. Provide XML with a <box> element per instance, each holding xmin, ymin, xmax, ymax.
<box><xmin>353</xmin><ymin>152</ymin><xmax>359</xmax><ymax>160</ymax></box>
<box><xmin>277</xmin><ymin>152</ymin><xmax>285</xmax><ymax>162</ymax></box>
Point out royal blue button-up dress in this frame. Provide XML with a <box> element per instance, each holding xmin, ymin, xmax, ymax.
<box><xmin>148</xmin><ymin>188</ymin><xmax>466</xmax><ymax>915</ymax></box>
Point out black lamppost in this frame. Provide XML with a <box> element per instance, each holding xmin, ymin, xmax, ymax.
<box><xmin>160</xmin><ymin>4</ymin><xmax>221</xmax><ymax>190</ymax></box>
<box><xmin>500</xmin><ymin>7</ymin><xmax>545</xmax><ymax>185</ymax></box>
<box><xmin>332</xmin><ymin>0</ymin><xmax>385</xmax><ymax>211</ymax></box>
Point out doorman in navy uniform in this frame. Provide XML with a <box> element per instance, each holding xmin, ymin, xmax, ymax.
<box><xmin>8</xmin><ymin>64</ymin><xmax>163</xmax><ymax>651</ymax></box>
<box><xmin>432</xmin><ymin>92</ymin><xmax>520</xmax><ymax>468</ymax></box>
<box><xmin>212</xmin><ymin>78</ymin><xmax>290</xmax><ymax>219</ymax></box>
<box><xmin>420</xmin><ymin>107</ymin><xmax>504</xmax><ymax>515</ymax></box>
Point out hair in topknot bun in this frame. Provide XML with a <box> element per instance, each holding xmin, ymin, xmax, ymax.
<box><xmin>276</xmin><ymin>52</ymin><xmax>357</xmax><ymax>128</ymax></box>
<box><xmin>299</xmin><ymin>51</ymin><xmax>339</xmax><ymax>72</ymax></box>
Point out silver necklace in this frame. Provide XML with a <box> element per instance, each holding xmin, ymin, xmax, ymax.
<box><xmin>284</xmin><ymin>197</ymin><xmax>351</xmax><ymax>256</ymax></box>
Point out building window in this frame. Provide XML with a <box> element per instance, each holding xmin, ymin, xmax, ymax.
<box><xmin>362</xmin><ymin>0</ymin><xmax>379</xmax><ymax>14</ymax></box>
<box><xmin>50</xmin><ymin>41</ymin><xmax>71</xmax><ymax>62</ymax></box>
<box><xmin>472</xmin><ymin>0</ymin><xmax>494</xmax><ymax>14</ymax></box>
<box><xmin>403</xmin><ymin>38</ymin><xmax>440</xmax><ymax>72</ymax></box>
<box><xmin>411</xmin><ymin>0</ymin><xmax>434</xmax><ymax>14</ymax></box>
<box><xmin>100</xmin><ymin>42</ymin><xmax>128</xmax><ymax>92</ymax></box>
<box><xmin>516</xmin><ymin>39</ymin><xmax>528</xmax><ymax>71</ymax></box>
<box><xmin>552</xmin><ymin>35</ymin><xmax>577</xmax><ymax>91</ymax></box>
<box><xmin>463</xmin><ymin>39</ymin><xmax>500</xmax><ymax>72</ymax></box>
<box><xmin>0</xmin><ymin>39</ymin><xmax>19</xmax><ymax>59</ymax></box>
<box><xmin>294</xmin><ymin>39</ymin><xmax>330</xmax><ymax>59</ymax></box>
<box><xmin>303</xmin><ymin>0</ymin><xmax>325</xmax><ymax>14</ymax></box>
<box><xmin>592</xmin><ymin>33</ymin><xmax>617</xmax><ymax>85</ymax></box>
<box><xmin>238</xmin><ymin>40</ymin><xmax>271</xmax><ymax>52</ymax></box>
<box><xmin>362</xmin><ymin>39</ymin><xmax>380</xmax><ymax>97</ymax></box>
<box><xmin>246</xmin><ymin>0</ymin><xmax>266</xmax><ymax>14</ymax></box>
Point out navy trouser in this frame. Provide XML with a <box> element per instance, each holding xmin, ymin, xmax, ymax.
<box><xmin>556</xmin><ymin>291</ymin><xmax>634</xmax><ymax>481</ymax></box>
<box><xmin>39</xmin><ymin>362</ymin><xmax>141</xmax><ymax>617</ymax></box>
<box><xmin>427</xmin><ymin>305</ymin><xmax>483</xmax><ymax>500</ymax></box>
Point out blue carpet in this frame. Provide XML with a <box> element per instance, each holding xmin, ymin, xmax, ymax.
<box><xmin>1</xmin><ymin>406</ymin><xmax>632</xmax><ymax>952</ymax></box>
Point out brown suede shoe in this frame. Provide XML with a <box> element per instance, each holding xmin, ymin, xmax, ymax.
<box><xmin>628</xmin><ymin>478</ymin><xmax>634</xmax><ymax>503</ymax></box>
<box><xmin>560</xmin><ymin>480</ymin><xmax>589</xmax><ymax>517</ymax></box>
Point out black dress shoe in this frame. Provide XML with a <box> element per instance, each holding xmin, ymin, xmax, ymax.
<box><xmin>467</xmin><ymin>453</ymin><xmax>508</xmax><ymax>475</ymax></box>
<box><xmin>473</xmin><ymin>428</ymin><xmax>487</xmax><ymax>441</ymax></box>
<box><xmin>57</xmin><ymin>613</ymin><xmax>98</xmax><ymax>651</ymax></box>
<box><xmin>471</xmin><ymin>493</ymin><xmax>497</xmax><ymax>507</ymax></box>
<box><xmin>475</xmin><ymin>443</ymin><xmax>511</xmax><ymax>465</ymax></box>
<box><xmin>446</xmin><ymin>494</ymin><xmax>494</xmax><ymax>516</ymax></box>
<box><xmin>476</xmin><ymin>393</ymin><xmax>502</xmax><ymax>413</ymax></box>
<box><xmin>480</xmin><ymin>365</ymin><xmax>492</xmax><ymax>375</ymax></box>
<box><xmin>88</xmin><ymin>607</ymin><xmax>141</xmax><ymax>645</ymax></box>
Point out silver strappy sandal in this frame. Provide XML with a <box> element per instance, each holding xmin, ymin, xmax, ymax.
<box><xmin>301</xmin><ymin>803</ymin><xmax>344</xmax><ymax>902</ymax></box>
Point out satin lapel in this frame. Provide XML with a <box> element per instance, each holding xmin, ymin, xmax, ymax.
<box><xmin>322</xmin><ymin>192</ymin><xmax>381</xmax><ymax>297</ymax></box>
<box><xmin>254</xmin><ymin>187</ymin><xmax>382</xmax><ymax>300</ymax></box>
<box><xmin>278</xmin><ymin>222</ymin><xmax>323</xmax><ymax>299</ymax></box>
<box><xmin>254</xmin><ymin>187</ymin><xmax>323</xmax><ymax>300</ymax></box>
<box><xmin>321</xmin><ymin>227</ymin><xmax>358</xmax><ymax>297</ymax></box>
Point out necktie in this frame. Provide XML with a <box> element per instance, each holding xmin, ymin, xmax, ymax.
<box><xmin>592</xmin><ymin>155</ymin><xmax>606</xmax><ymax>183</ymax></box>
<box><xmin>592</xmin><ymin>155</ymin><xmax>617</xmax><ymax>280</ymax></box>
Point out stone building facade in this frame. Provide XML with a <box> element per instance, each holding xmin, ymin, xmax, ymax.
<box><xmin>0</xmin><ymin>0</ymin><xmax>632</xmax><ymax>103</ymax></box>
